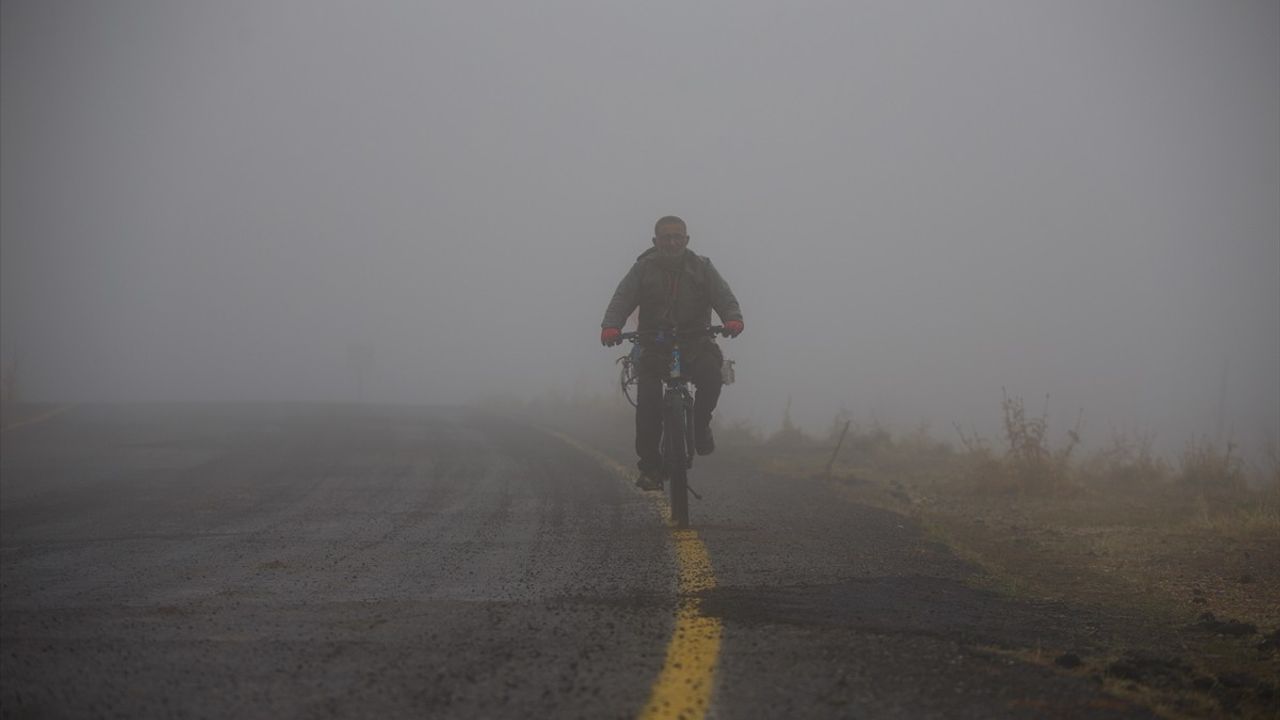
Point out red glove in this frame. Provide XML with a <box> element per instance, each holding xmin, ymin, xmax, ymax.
<box><xmin>723</xmin><ymin>320</ymin><xmax>744</xmax><ymax>337</ymax></box>
<box><xmin>601</xmin><ymin>327</ymin><xmax>622</xmax><ymax>346</ymax></box>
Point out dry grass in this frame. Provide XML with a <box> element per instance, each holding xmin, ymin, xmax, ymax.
<box><xmin>751</xmin><ymin>395</ymin><xmax>1280</xmax><ymax>720</ymax></box>
<box><xmin>1080</xmin><ymin>429</ymin><xmax>1170</xmax><ymax>488</ymax></box>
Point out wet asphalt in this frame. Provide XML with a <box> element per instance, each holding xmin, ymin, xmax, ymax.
<box><xmin>1</xmin><ymin>405</ymin><xmax>1155</xmax><ymax>718</ymax></box>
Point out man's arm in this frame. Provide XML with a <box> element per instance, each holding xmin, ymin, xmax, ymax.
<box><xmin>602</xmin><ymin>264</ymin><xmax>641</xmax><ymax>329</ymax></box>
<box><xmin>705</xmin><ymin>259</ymin><xmax>743</xmax><ymax>324</ymax></box>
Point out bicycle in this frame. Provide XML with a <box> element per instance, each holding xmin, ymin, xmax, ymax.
<box><xmin>613</xmin><ymin>325</ymin><xmax>732</xmax><ymax>528</ymax></box>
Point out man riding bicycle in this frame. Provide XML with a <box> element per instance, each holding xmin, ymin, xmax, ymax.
<box><xmin>600</xmin><ymin>216</ymin><xmax>744</xmax><ymax>491</ymax></box>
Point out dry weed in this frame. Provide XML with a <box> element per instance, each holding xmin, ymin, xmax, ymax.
<box><xmin>1080</xmin><ymin>429</ymin><xmax>1170</xmax><ymax>488</ymax></box>
<box><xmin>1179</xmin><ymin>435</ymin><xmax>1246</xmax><ymax>500</ymax></box>
<box><xmin>999</xmin><ymin>389</ymin><xmax>1080</xmax><ymax>495</ymax></box>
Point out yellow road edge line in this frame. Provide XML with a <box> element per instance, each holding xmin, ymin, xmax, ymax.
<box><xmin>537</xmin><ymin>427</ymin><xmax>723</xmax><ymax>720</ymax></box>
<box><xmin>1</xmin><ymin>404</ymin><xmax>72</xmax><ymax>433</ymax></box>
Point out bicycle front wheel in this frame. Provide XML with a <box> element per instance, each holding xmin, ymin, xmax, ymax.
<box><xmin>663</xmin><ymin>399</ymin><xmax>689</xmax><ymax>528</ymax></box>
<box><xmin>620</xmin><ymin>361</ymin><xmax>639</xmax><ymax>408</ymax></box>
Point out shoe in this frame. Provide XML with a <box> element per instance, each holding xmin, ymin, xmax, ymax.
<box><xmin>695</xmin><ymin>425</ymin><xmax>715</xmax><ymax>456</ymax></box>
<box><xmin>635</xmin><ymin>471</ymin><xmax>665</xmax><ymax>492</ymax></box>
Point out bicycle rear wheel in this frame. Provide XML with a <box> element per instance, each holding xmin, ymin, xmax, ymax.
<box><xmin>663</xmin><ymin>399</ymin><xmax>689</xmax><ymax>528</ymax></box>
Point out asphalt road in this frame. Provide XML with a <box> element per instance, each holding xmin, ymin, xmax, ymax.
<box><xmin>1</xmin><ymin>405</ymin><xmax>1155</xmax><ymax>719</ymax></box>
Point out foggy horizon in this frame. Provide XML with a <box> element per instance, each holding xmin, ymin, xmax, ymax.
<box><xmin>3</xmin><ymin>0</ymin><xmax>1277</xmax><ymax>463</ymax></box>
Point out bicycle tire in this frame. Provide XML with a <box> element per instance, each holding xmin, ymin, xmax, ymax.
<box><xmin>684</xmin><ymin>403</ymin><xmax>696</xmax><ymax>469</ymax></box>
<box><xmin>664</xmin><ymin>396</ymin><xmax>690</xmax><ymax>528</ymax></box>
<box><xmin>620</xmin><ymin>362</ymin><xmax>639</xmax><ymax>408</ymax></box>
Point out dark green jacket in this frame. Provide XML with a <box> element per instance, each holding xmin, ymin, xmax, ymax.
<box><xmin>601</xmin><ymin>248</ymin><xmax>743</xmax><ymax>336</ymax></box>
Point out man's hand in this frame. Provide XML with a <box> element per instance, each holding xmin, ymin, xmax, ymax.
<box><xmin>600</xmin><ymin>327</ymin><xmax>622</xmax><ymax>346</ymax></box>
<box><xmin>723</xmin><ymin>319</ymin><xmax>744</xmax><ymax>337</ymax></box>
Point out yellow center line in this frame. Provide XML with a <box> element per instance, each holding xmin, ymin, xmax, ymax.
<box><xmin>538</xmin><ymin>427</ymin><xmax>722</xmax><ymax>720</ymax></box>
<box><xmin>0</xmin><ymin>404</ymin><xmax>72</xmax><ymax>433</ymax></box>
<box><xmin>639</xmin><ymin>529</ymin><xmax>722</xmax><ymax>720</ymax></box>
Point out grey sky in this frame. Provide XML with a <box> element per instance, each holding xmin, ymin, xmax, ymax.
<box><xmin>2</xmin><ymin>0</ymin><xmax>1277</xmax><ymax>460</ymax></box>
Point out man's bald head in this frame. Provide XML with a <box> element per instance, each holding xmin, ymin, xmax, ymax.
<box><xmin>654</xmin><ymin>215</ymin><xmax>686</xmax><ymax>235</ymax></box>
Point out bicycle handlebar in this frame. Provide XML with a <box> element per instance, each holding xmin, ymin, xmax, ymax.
<box><xmin>618</xmin><ymin>325</ymin><xmax>729</xmax><ymax>342</ymax></box>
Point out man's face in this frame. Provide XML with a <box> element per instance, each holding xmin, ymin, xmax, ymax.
<box><xmin>653</xmin><ymin>223</ymin><xmax>689</xmax><ymax>257</ymax></box>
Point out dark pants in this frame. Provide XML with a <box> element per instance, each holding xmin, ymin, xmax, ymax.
<box><xmin>635</xmin><ymin>344</ymin><xmax>723</xmax><ymax>474</ymax></box>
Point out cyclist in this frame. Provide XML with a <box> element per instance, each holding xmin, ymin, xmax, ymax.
<box><xmin>600</xmin><ymin>215</ymin><xmax>744</xmax><ymax>491</ymax></box>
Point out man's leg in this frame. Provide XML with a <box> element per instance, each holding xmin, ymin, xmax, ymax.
<box><xmin>691</xmin><ymin>347</ymin><xmax>724</xmax><ymax>454</ymax></box>
<box><xmin>635</xmin><ymin>370</ymin><xmax>664</xmax><ymax>475</ymax></box>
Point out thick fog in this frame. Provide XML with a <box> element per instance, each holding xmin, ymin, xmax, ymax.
<box><xmin>3</xmin><ymin>1</ymin><xmax>1277</xmax><ymax>460</ymax></box>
